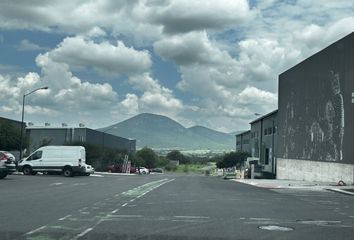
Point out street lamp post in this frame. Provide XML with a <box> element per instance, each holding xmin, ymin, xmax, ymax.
<box><xmin>19</xmin><ymin>86</ymin><xmax>49</xmax><ymax>160</ymax></box>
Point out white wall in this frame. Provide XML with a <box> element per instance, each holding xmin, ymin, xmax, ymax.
<box><xmin>277</xmin><ymin>158</ymin><xmax>354</xmax><ymax>184</ymax></box>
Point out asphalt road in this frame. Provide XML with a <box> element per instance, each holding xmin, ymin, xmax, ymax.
<box><xmin>1</xmin><ymin>173</ymin><xmax>354</xmax><ymax>240</ymax></box>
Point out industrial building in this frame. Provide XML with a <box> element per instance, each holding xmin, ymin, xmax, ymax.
<box><xmin>235</xmin><ymin>111</ymin><xmax>278</xmax><ymax>178</ymax></box>
<box><xmin>26</xmin><ymin>127</ymin><xmax>136</xmax><ymax>154</ymax></box>
<box><xmin>250</xmin><ymin>110</ymin><xmax>278</xmax><ymax>178</ymax></box>
<box><xmin>277</xmin><ymin>32</ymin><xmax>354</xmax><ymax>184</ymax></box>
<box><xmin>235</xmin><ymin>130</ymin><xmax>251</xmax><ymax>153</ymax></box>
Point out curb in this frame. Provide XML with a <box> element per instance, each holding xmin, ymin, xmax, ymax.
<box><xmin>325</xmin><ymin>188</ymin><xmax>354</xmax><ymax>196</ymax></box>
<box><xmin>95</xmin><ymin>172</ymin><xmax>135</xmax><ymax>176</ymax></box>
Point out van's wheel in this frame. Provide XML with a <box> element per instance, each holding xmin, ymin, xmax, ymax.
<box><xmin>23</xmin><ymin>166</ymin><xmax>32</xmax><ymax>175</ymax></box>
<box><xmin>63</xmin><ymin>167</ymin><xmax>73</xmax><ymax>177</ymax></box>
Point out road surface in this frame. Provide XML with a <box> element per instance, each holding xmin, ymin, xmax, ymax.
<box><xmin>1</xmin><ymin>173</ymin><xmax>353</xmax><ymax>239</ymax></box>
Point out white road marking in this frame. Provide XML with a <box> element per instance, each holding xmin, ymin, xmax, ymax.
<box><xmin>174</xmin><ymin>216</ymin><xmax>210</xmax><ymax>219</ymax></box>
<box><xmin>25</xmin><ymin>226</ymin><xmax>46</xmax><ymax>235</ymax></box>
<box><xmin>250</xmin><ymin>217</ymin><xmax>272</xmax><ymax>221</ymax></box>
<box><xmin>58</xmin><ymin>214</ymin><xmax>71</xmax><ymax>221</ymax></box>
<box><xmin>111</xmin><ymin>209</ymin><xmax>119</xmax><ymax>214</ymax></box>
<box><xmin>90</xmin><ymin>174</ymin><xmax>104</xmax><ymax>177</ymax></box>
<box><xmin>73</xmin><ymin>183</ymin><xmax>87</xmax><ymax>186</ymax></box>
<box><xmin>110</xmin><ymin>215</ymin><xmax>143</xmax><ymax>218</ymax></box>
<box><xmin>75</xmin><ymin>227</ymin><xmax>93</xmax><ymax>239</ymax></box>
<box><xmin>122</xmin><ymin>203</ymin><xmax>128</xmax><ymax>207</ymax></box>
<box><xmin>50</xmin><ymin>182</ymin><xmax>63</xmax><ymax>186</ymax></box>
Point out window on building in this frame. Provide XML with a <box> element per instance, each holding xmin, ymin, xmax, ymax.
<box><xmin>268</xmin><ymin>127</ymin><xmax>273</xmax><ymax>135</ymax></box>
<box><xmin>265</xmin><ymin>148</ymin><xmax>269</xmax><ymax>165</ymax></box>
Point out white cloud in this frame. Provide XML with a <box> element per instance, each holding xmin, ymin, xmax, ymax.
<box><xmin>1</xmin><ymin>0</ymin><xmax>354</xmax><ymax>132</ymax></box>
<box><xmin>147</xmin><ymin>0</ymin><xmax>253</xmax><ymax>34</ymax></box>
<box><xmin>48</xmin><ymin>36</ymin><xmax>152</xmax><ymax>76</ymax></box>
<box><xmin>128</xmin><ymin>73</ymin><xmax>184</xmax><ymax>115</ymax></box>
<box><xmin>154</xmin><ymin>31</ymin><xmax>234</xmax><ymax>66</ymax></box>
<box><xmin>119</xmin><ymin>93</ymin><xmax>139</xmax><ymax>115</ymax></box>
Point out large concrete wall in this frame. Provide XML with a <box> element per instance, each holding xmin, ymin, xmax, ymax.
<box><xmin>278</xmin><ymin>32</ymin><xmax>354</xmax><ymax>165</ymax></box>
<box><xmin>277</xmin><ymin>158</ymin><xmax>354</xmax><ymax>184</ymax></box>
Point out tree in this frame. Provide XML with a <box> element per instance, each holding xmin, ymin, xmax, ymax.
<box><xmin>166</xmin><ymin>150</ymin><xmax>189</xmax><ymax>164</ymax></box>
<box><xmin>136</xmin><ymin>147</ymin><xmax>158</xmax><ymax>168</ymax></box>
<box><xmin>216</xmin><ymin>151</ymin><xmax>250</xmax><ymax>169</ymax></box>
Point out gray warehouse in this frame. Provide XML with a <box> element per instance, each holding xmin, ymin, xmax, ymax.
<box><xmin>277</xmin><ymin>32</ymin><xmax>354</xmax><ymax>184</ymax></box>
<box><xmin>235</xmin><ymin>130</ymin><xmax>251</xmax><ymax>153</ymax></box>
<box><xmin>26</xmin><ymin>127</ymin><xmax>136</xmax><ymax>154</ymax></box>
<box><xmin>250</xmin><ymin>110</ymin><xmax>278</xmax><ymax>178</ymax></box>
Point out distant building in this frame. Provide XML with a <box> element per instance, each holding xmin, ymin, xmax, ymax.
<box><xmin>249</xmin><ymin>110</ymin><xmax>278</xmax><ymax>178</ymax></box>
<box><xmin>0</xmin><ymin>116</ymin><xmax>23</xmax><ymax>130</ymax></box>
<box><xmin>26</xmin><ymin>127</ymin><xmax>136</xmax><ymax>154</ymax></box>
<box><xmin>0</xmin><ymin>116</ymin><xmax>24</xmax><ymax>159</ymax></box>
<box><xmin>277</xmin><ymin>32</ymin><xmax>354</xmax><ymax>184</ymax></box>
<box><xmin>235</xmin><ymin>130</ymin><xmax>251</xmax><ymax>153</ymax></box>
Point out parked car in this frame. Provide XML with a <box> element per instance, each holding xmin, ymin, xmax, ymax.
<box><xmin>150</xmin><ymin>168</ymin><xmax>163</xmax><ymax>173</ymax></box>
<box><xmin>18</xmin><ymin>146</ymin><xmax>86</xmax><ymax>177</ymax></box>
<box><xmin>81</xmin><ymin>163</ymin><xmax>94</xmax><ymax>176</ymax></box>
<box><xmin>0</xmin><ymin>151</ymin><xmax>16</xmax><ymax>179</ymax></box>
<box><xmin>136</xmin><ymin>167</ymin><xmax>149</xmax><ymax>174</ymax></box>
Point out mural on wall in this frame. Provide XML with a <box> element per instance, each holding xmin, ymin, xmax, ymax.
<box><xmin>281</xmin><ymin>70</ymin><xmax>346</xmax><ymax>162</ymax></box>
<box><xmin>278</xmin><ymin>32</ymin><xmax>354</xmax><ymax>164</ymax></box>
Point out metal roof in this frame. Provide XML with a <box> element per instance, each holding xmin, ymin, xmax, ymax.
<box><xmin>249</xmin><ymin>109</ymin><xmax>278</xmax><ymax>124</ymax></box>
<box><xmin>235</xmin><ymin>130</ymin><xmax>251</xmax><ymax>136</ymax></box>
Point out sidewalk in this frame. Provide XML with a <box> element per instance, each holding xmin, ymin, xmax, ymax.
<box><xmin>231</xmin><ymin>178</ymin><xmax>354</xmax><ymax>195</ymax></box>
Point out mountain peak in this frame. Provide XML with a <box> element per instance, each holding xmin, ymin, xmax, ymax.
<box><xmin>100</xmin><ymin>113</ymin><xmax>234</xmax><ymax>150</ymax></box>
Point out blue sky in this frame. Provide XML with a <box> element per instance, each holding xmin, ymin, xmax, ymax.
<box><xmin>0</xmin><ymin>0</ymin><xmax>353</xmax><ymax>132</ymax></box>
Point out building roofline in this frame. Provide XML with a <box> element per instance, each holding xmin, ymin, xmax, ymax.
<box><xmin>235</xmin><ymin>130</ymin><xmax>251</xmax><ymax>136</ymax></box>
<box><xmin>0</xmin><ymin>116</ymin><xmax>22</xmax><ymax>124</ymax></box>
<box><xmin>26</xmin><ymin>127</ymin><xmax>87</xmax><ymax>130</ymax></box>
<box><xmin>249</xmin><ymin>109</ymin><xmax>278</xmax><ymax>124</ymax></box>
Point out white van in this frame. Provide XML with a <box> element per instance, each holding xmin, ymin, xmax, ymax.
<box><xmin>18</xmin><ymin>146</ymin><xmax>86</xmax><ymax>177</ymax></box>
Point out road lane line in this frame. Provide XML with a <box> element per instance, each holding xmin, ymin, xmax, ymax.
<box><xmin>58</xmin><ymin>214</ymin><xmax>72</xmax><ymax>221</ymax></box>
<box><xmin>122</xmin><ymin>203</ymin><xmax>128</xmax><ymax>207</ymax></box>
<box><xmin>174</xmin><ymin>216</ymin><xmax>210</xmax><ymax>219</ymax></box>
<box><xmin>110</xmin><ymin>215</ymin><xmax>143</xmax><ymax>218</ymax></box>
<box><xmin>25</xmin><ymin>226</ymin><xmax>46</xmax><ymax>235</ymax></box>
<box><xmin>50</xmin><ymin>182</ymin><xmax>63</xmax><ymax>186</ymax></box>
<box><xmin>75</xmin><ymin>227</ymin><xmax>93</xmax><ymax>239</ymax></box>
<box><xmin>111</xmin><ymin>208</ymin><xmax>120</xmax><ymax>214</ymax></box>
<box><xmin>90</xmin><ymin>174</ymin><xmax>104</xmax><ymax>177</ymax></box>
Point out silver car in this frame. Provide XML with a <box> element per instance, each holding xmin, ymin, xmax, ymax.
<box><xmin>0</xmin><ymin>151</ymin><xmax>17</xmax><ymax>179</ymax></box>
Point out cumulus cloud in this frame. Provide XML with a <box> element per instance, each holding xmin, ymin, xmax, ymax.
<box><xmin>128</xmin><ymin>73</ymin><xmax>184</xmax><ymax>115</ymax></box>
<box><xmin>154</xmin><ymin>31</ymin><xmax>234</xmax><ymax>66</ymax></box>
<box><xmin>147</xmin><ymin>0</ymin><xmax>252</xmax><ymax>34</ymax></box>
<box><xmin>1</xmin><ymin>0</ymin><xmax>354</xmax><ymax>131</ymax></box>
<box><xmin>47</xmin><ymin>36</ymin><xmax>152</xmax><ymax>76</ymax></box>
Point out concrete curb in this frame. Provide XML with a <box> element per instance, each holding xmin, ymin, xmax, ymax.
<box><xmin>325</xmin><ymin>188</ymin><xmax>354</xmax><ymax>196</ymax></box>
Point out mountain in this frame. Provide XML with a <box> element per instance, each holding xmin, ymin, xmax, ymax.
<box><xmin>229</xmin><ymin>130</ymin><xmax>246</xmax><ymax>135</ymax></box>
<box><xmin>99</xmin><ymin>113</ymin><xmax>235</xmax><ymax>150</ymax></box>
